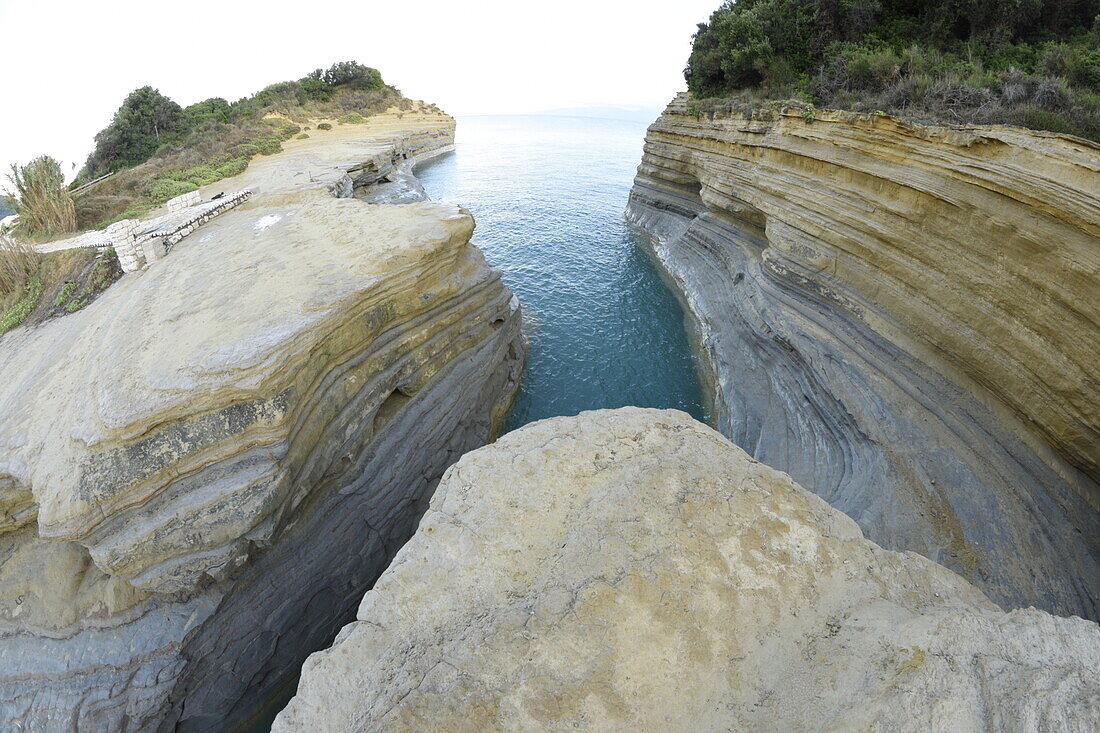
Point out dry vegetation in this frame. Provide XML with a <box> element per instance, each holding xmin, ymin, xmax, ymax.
<box><xmin>6</xmin><ymin>156</ymin><xmax>77</xmax><ymax>236</ymax></box>
<box><xmin>0</xmin><ymin>240</ymin><xmax>122</xmax><ymax>339</ymax></box>
<box><xmin>0</xmin><ymin>237</ymin><xmax>39</xmax><ymax>297</ymax></box>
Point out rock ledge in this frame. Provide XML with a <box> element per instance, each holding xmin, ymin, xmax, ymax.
<box><xmin>277</xmin><ymin>408</ymin><xmax>1100</xmax><ymax>732</ymax></box>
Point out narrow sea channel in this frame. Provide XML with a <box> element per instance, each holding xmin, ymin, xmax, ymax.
<box><xmin>416</xmin><ymin>115</ymin><xmax>706</xmax><ymax>431</ymax></box>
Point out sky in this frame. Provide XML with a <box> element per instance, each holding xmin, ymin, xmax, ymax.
<box><xmin>0</xmin><ymin>0</ymin><xmax>718</xmax><ymax>180</ymax></box>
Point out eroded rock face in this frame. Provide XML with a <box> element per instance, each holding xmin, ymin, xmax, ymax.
<box><xmin>275</xmin><ymin>408</ymin><xmax>1100</xmax><ymax>731</ymax></box>
<box><xmin>0</xmin><ymin>114</ymin><xmax>524</xmax><ymax>730</ymax></box>
<box><xmin>626</xmin><ymin>94</ymin><xmax>1100</xmax><ymax>618</ymax></box>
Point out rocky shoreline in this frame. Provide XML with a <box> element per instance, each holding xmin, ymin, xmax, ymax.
<box><xmin>626</xmin><ymin>94</ymin><xmax>1100</xmax><ymax>619</ymax></box>
<box><xmin>2</xmin><ymin>94</ymin><xmax>1096</xmax><ymax>731</ymax></box>
<box><xmin>0</xmin><ymin>114</ymin><xmax>524</xmax><ymax>730</ymax></box>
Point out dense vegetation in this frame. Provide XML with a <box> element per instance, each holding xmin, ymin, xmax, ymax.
<box><xmin>80</xmin><ymin>87</ymin><xmax>189</xmax><ymax>179</ymax></box>
<box><xmin>72</xmin><ymin>61</ymin><xmax>422</xmax><ymax>228</ymax></box>
<box><xmin>685</xmin><ymin>0</ymin><xmax>1100</xmax><ymax>139</ymax></box>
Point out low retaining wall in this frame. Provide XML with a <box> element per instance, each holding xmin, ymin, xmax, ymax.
<box><xmin>111</xmin><ymin>190</ymin><xmax>253</xmax><ymax>272</ymax></box>
<box><xmin>166</xmin><ymin>190</ymin><xmax>202</xmax><ymax>212</ymax></box>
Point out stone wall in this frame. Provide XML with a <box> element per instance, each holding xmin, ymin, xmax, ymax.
<box><xmin>105</xmin><ymin>219</ymin><xmax>142</xmax><ymax>272</ymax></box>
<box><xmin>166</xmin><ymin>191</ymin><xmax>201</xmax><ymax>212</ymax></box>
<box><xmin>107</xmin><ymin>190</ymin><xmax>254</xmax><ymax>273</ymax></box>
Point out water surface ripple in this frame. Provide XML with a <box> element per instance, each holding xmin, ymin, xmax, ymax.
<box><xmin>416</xmin><ymin>115</ymin><xmax>706</xmax><ymax>431</ymax></box>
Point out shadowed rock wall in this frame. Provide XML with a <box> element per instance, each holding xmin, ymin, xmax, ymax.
<box><xmin>627</xmin><ymin>94</ymin><xmax>1099</xmax><ymax>618</ymax></box>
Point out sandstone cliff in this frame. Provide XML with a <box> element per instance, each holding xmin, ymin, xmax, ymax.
<box><xmin>627</xmin><ymin>94</ymin><xmax>1100</xmax><ymax>619</ymax></box>
<box><xmin>275</xmin><ymin>408</ymin><xmax>1100</xmax><ymax>731</ymax></box>
<box><xmin>0</xmin><ymin>114</ymin><xmax>524</xmax><ymax>730</ymax></box>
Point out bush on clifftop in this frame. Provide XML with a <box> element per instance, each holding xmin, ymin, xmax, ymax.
<box><xmin>76</xmin><ymin>61</ymin><xmax>396</xmax><ymax>187</ymax></box>
<box><xmin>686</xmin><ymin>0</ymin><xmax>1100</xmax><ymax>139</ymax></box>
<box><xmin>71</xmin><ymin>61</ymin><xmax>414</xmax><ymax>228</ymax></box>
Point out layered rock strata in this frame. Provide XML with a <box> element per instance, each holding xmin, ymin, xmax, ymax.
<box><xmin>627</xmin><ymin>94</ymin><xmax>1100</xmax><ymax>618</ymax></box>
<box><xmin>0</xmin><ymin>113</ymin><xmax>524</xmax><ymax>731</ymax></box>
<box><xmin>275</xmin><ymin>408</ymin><xmax>1100</xmax><ymax>731</ymax></box>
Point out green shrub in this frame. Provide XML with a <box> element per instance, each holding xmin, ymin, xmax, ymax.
<box><xmin>150</xmin><ymin>179</ymin><xmax>198</xmax><ymax>203</ymax></box>
<box><xmin>88</xmin><ymin>253</ymin><xmax>120</xmax><ymax>293</ymax></box>
<box><xmin>184</xmin><ymin>97</ymin><xmax>232</xmax><ymax>126</ymax></box>
<box><xmin>337</xmin><ymin>113</ymin><xmax>366</xmax><ymax>124</ymax></box>
<box><xmin>215</xmin><ymin>156</ymin><xmax>249</xmax><ymax>178</ymax></box>
<box><xmin>230</xmin><ymin>142</ymin><xmax>260</xmax><ymax>157</ymax></box>
<box><xmin>297</xmin><ymin>133</ymin><xmax>310</xmax><ymax>139</ymax></box>
<box><xmin>53</xmin><ymin>280</ymin><xmax>77</xmax><ymax>307</ymax></box>
<box><xmin>253</xmin><ymin>137</ymin><xmax>283</xmax><ymax>155</ymax></box>
<box><xmin>317</xmin><ymin>122</ymin><xmax>333</xmax><ymax>130</ymax></box>
<box><xmin>307</xmin><ymin>61</ymin><xmax>384</xmax><ymax>90</ymax></box>
<box><xmin>0</xmin><ymin>274</ymin><xmax>42</xmax><ymax>337</ymax></box>
<box><xmin>300</xmin><ymin>78</ymin><xmax>332</xmax><ymax>102</ymax></box>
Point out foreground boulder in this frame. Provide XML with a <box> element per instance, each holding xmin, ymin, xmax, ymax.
<box><xmin>0</xmin><ymin>114</ymin><xmax>523</xmax><ymax>730</ymax></box>
<box><xmin>627</xmin><ymin>94</ymin><xmax>1100</xmax><ymax>618</ymax></box>
<box><xmin>276</xmin><ymin>408</ymin><xmax>1099</xmax><ymax>731</ymax></box>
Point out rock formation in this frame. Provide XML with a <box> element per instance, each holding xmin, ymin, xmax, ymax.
<box><xmin>626</xmin><ymin>94</ymin><xmax>1100</xmax><ymax>619</ymax></box>
<box><xmin>0</xmin><ymin>113</ymin><xmax>524</xmax><ymax>731</ymax></box>
<box><xmin>275</xmin><ymin>408</ymin><xmax>1100</xmax><ymax>731</ymax></box>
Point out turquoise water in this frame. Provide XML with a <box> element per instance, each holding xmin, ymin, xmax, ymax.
<box><xmin>416</xmin><ymin>115</ymin><xmax>706</xmax><ymax>431</ymax></box>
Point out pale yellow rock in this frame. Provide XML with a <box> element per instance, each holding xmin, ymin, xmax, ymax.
<box><xmin>627</xmin><ymin>94</ymin><xmax>1100</xmax><ymax>617</ymax></box>
<box><xmin>276</xmin><ymin>408</ymin><xmax>1100</xmax><ymax>732</ymax></box>
<box><xmin>0</xmin><ymin>113</ymin><xmax>525</xmax><ymax>730</ymax></box>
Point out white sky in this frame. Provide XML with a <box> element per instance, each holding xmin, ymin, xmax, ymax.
<box><xmin>0</xmin><ymin>0</ymin><xmax>717</xmax><ymax>179</ymax></box>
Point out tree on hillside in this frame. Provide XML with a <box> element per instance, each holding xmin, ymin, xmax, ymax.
<box><xmin>686</xmin><ymin>0</ymin><xmax>1100</xmax><ymax>96</ymax></box>
<box><xmin>6</xmin><ymin>156</ymin><xmax>77</xmax><ymax>235</ymax></box>
<box><xmin>79</xmin><ymin>86</ymin><xmax>187</xmax><ymax>180</ymax></box>
<box><xmin>306</xmin><ymin>61</ymin><xmax>384</xmax><ymax>90</ymax></box>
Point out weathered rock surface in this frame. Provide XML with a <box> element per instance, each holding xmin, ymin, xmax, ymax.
<box><xmin>275</xmin><ymin>408</ymin><xmax>1100</xmax><ymax>731</ymax></box>
<box><xmin>0</xmin><ymin>113</ymin><xmax>524</xmax><ymax>730</ymax></box>
<box><xmin>627</xmin><ymin>94</ymin><xmax>1100</xmax><ymax>618</ymax></box>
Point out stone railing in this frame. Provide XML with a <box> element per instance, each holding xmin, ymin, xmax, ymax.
<box><xmin>166</xmin><ymin>190</ymin><xmax>202</xmax><ymax>212</ymax></box>
<box><xmin>109</xmin><ymin>190</ymin><xmax>253</xmax><ymax>272</ymax></box>
<box><xmin>105</xmin><ymin>219</ymin><xmax>143</xmax><ymax>272</ymax></box>
<box><xmin>153</xmin><ymin>190</ymin><xmax>253</xmax><ymax>251</ymax></box>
